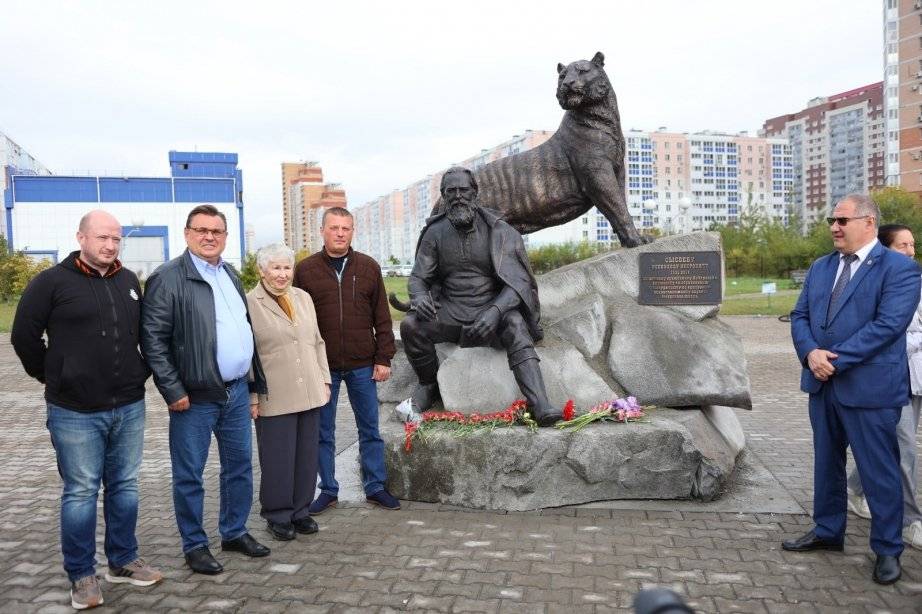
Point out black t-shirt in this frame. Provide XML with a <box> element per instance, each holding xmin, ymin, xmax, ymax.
<box><xmin>328</xmin><ymin>255</ymin><xmax>347</xmax><ymax>276</ymax></box>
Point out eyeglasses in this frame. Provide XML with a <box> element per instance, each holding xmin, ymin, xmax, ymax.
<box><xmin>826</xmin><ymin>216</ymin><xmax>871</xmax><ymax>226</ymax></box>
<box><xmin>187</xmin><ymin>227</ymin><xmax>228</xmax><ymax>238</ymax></box>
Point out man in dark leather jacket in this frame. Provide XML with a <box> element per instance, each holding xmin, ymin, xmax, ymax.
<box><xmin>401</xmin><ymin>167</ymin><xmax>562</xmax><ymax>426</ymax></box>
<box><xmin>141</xmin><ymin>205</ymin><xmax>269</xmax><ymax>575</ymax></box>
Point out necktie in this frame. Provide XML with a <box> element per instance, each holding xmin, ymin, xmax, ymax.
<box><xmin>827</xmin><ymin>254</ymin><xmax>857</xmax><ymax>323</ymax></box>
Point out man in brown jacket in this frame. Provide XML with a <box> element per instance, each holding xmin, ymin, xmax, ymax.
<box><xmin>293</xmin><ymin>207</ymin><xmax>400</xmax><ymax>512</ymax></box>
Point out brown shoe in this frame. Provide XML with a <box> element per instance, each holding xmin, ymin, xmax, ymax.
<box><xmin>105</xmin><ymin>557</ymin><xmax>163</xmax><ymax>587</ymax></box>
<box><xmin>71</xmin><ymin>574</ymin><xmax>103</xmax><ymax>610</ymax></box>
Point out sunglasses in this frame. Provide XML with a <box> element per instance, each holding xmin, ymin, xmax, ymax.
<box><xmin>826</xmin><ymin>215</ymin><xmax>870</xmax><ymax>226</ymax></box>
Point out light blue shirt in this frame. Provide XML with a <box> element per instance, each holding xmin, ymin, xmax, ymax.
<box><xmin>189</xmin><ymin>252</ymin><xmax>254</xmax><ymax>382</ymax></box>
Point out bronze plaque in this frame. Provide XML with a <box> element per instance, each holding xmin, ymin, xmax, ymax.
<box><xmin>638</xmin><ymin>251</ymin><xmax>722</xmax><ymax>305</ymax></box>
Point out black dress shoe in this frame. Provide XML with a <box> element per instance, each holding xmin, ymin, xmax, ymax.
<box><xmin>221</xmin><ymin>533</ymin><xmax>271</xmax><ymax>557</ymax></box>
<box><xmin>185</xmin><ymin>546</ymin><xmax>224</xmax><ymax>575</ymax></box>
<box><xmin>266</xmin><ymin>521</ymin><xmax>296</xmax><ymax>541</ymax></box>
<box><xmin>781</xmin><ymin>530</ymin><xmax>844</xmax><ymax>552</ymax></box>
<box><xmin>873</xmin><ymin>554</ymin><xmax>901</xmax><ymax>585</ymax></box>
<box><xmin>292</xmin><ymin>516</ymin><xmax>319</xmax><ymax>535</ymax></box>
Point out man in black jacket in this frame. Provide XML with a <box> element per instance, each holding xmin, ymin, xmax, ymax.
<box><xmin>141</xmin><ymin>204</ymin><xmax>269</xmax><ymax>575</ymax></box>
<box><xmin>12</xmin><ymin>210</ymin><xmax>162</xmax><ymax>610</ymax></box>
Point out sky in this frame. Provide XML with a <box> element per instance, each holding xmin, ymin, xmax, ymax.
<box><xmin>1</xmin><ymin>0</ymin><xmax>883</xmax><ymax>247</ymax></box>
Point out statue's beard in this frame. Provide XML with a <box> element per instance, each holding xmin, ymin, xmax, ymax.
<box><xmin>447</xmin><ymin>200</ymin><xmax>476</xmax><ymax>230</ymax></box>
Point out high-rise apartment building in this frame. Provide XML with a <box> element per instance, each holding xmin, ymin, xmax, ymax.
<box><xmin>245</xmin><ymin>223</ymin><xmax>256</xmax><ymax>254</ymax></box>
<box><xmin>351</xmin><ymin>129</ymin><xmax>791</xmax><ymax>264</ymax></box>
<box><xmin>884</xmin><ymin>0</ymin><xmax>922</xmax><ymax>194</ymax></box>
<box><xmin>762</xmin><ymin>83</ymin><xmax>886</xmax><ymax>228</ymax></box>
<box><xmin>280</xmin><ymin>162</ymin><xmax>346</xmax><ymax>254</ymax></box>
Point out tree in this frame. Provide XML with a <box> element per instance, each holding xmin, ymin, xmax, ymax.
<box><xmin>239</xmin><ymin>252</ymin><xmax>260</xmax><ymax>291</ymax></box>
<box><xmin>0</xmin><ymin>236</ymin><xmax>52</xmax><ymax>301</ymax></box>
<box><xmin>387</xmin><ymin>255</ymin><xmax>400</xmax><ymax>266</ymax></box>
<box><xmin>872</xmin><ymin>186</ymin><xmax>922</xmax><ymax>229</ymax></box>
<box><xmin>527</xmin><ymin>241</ymin><xmax>615</xmax><ymax>275</ymax></box>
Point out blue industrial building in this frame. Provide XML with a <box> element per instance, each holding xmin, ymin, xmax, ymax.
<box><xmin>3</xmin><ymin>151</ymin><xmax>247</xmax><ymax>275</ymax></box>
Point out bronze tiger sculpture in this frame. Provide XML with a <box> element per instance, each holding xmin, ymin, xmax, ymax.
<box><xmin>430</xmin><ymin>51</ymin><xmax>646</xmax><ymax>248</ymax></box>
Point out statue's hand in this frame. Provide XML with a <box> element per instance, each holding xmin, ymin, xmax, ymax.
<box><xmin>410</xmin><ymin>294</ymin><xmax>439</xmax><ymax>321</ymax></box>
<box><xmin>468</xmin><ymin>306</ymin><xmax>501</xmax><ymax>344</ymax></box>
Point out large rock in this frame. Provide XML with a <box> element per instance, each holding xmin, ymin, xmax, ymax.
<box><xmin>607</xmin><ymin>306</ymin><xmax>752</xmax><ymax>409</ymax></box>
<box><xmin>383</xmin><ymin>406</ymin><xmax>741</xmax><ymax>510</ymax></box>
<box><xmin>436</xmin><ymin>344</ymin><xmax>616</xmax><ymax>413</ymax></box>
<box><xmin>383</xmin><ymin>232</ymin><xmax>751</xmax><ymax>413</ymax></box>
<box><xmin>538</xmin><ymin>231</ymin><xmax>724</xmax><ymax>323</ymax></box>
<box><xmin>543</xmin><ymin>294</ymin><xmax>607</xmax><ymax>359</ymax></box>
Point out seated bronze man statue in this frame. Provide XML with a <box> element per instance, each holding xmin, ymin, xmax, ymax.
<box><xmin>401</xmin><ymin>166</ymin><xmax>563</xmax><ymax>426</ymax></box>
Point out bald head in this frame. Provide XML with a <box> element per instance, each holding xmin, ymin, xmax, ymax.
<box><xmin>79</xmin><ymin>209</ymin><xmax>120</xmax><ymax>234</ymax></box>
<box><xmin>76</xmin><ymin>210</ymin><xmax>123</xmax><ymax>275</ymax></box>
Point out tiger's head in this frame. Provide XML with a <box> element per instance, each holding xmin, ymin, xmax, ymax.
<box><xmin>556</xmin><ymin>51</ymin><xmax>611</xmax><ymax>111</ymax></box>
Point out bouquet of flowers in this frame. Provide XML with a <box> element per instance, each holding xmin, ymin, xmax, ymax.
<box><xmin>401</xmin><ymin>399</ymin><xmax>537</xmax><ymax>452</ymax></box>
<box><xmin>396</xmin><ymin>394</ymin><xmax>654</xmax><ymax>452</ymax></box>
<box><xmin>554</xmin><ymin>396</ymin><xmax>650</xmax><ymax>433</ymax></box>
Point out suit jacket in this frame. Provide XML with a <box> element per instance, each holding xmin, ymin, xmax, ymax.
<box><xmin>247</xmin><ymin>283</ymin><xmax>331</xmax><ymax>417</ymax></box>
<box><xmin>791</xmin><ymin>241</ymin><xmax>921</xmax><ymax>408</ymax></box>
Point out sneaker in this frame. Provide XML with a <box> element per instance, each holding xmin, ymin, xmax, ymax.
<box><xmin>105</xmin><ymin>558</ymin><xmax>163</xmax><ymax>587</ymax></box>
<box><xmin>904</xmin><ymin>520</ymin><xmax>922</xmax><ymax>550</ymax></box>
<box><xmin>847</xmin><ymin>492</ymin><xmax>871</xmax><ymax>519</ymax></box>
<box><xmin>366</xmin><ymin>489</ymin><xmax>401</xmax><ymax>510</ymax></box>
<box><xmin>308</xmin><ymin>493</ymin><xmax>338</xmax><ymax>515</ymax></box>
<box><xmin>71</xmin><ymin>574</ymin><xmax>103</xmax><ymax>610</ymax></box>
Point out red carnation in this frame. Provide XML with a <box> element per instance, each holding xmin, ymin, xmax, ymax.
<box><xmin>562</xmin><ymin>400</ymin><xmax>575</xmax><ymax>422</ymax></box>
<box><xmin>404</xmin><ymin>422</ymin><xmax>419</xmax><ymax>452</ymax></box>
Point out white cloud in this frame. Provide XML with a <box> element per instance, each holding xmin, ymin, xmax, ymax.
<box><xmin>1</xmin><ymin>0</ymin><xmax>882</xmax><ymax>248</ymax></box>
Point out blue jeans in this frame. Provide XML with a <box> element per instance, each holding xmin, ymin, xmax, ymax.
<box><xmin>317</xmin><ymin>366</ymin><xmax>386</xmax><ymax>497</ymax></box>
<box><xmin>169</xmin><ymin>379</ymin><xmax>253</xmax><ymax>553</ymax></box>
<box><xmin>46</xmin><ymin>399</ymin><xmax>145</xmax><ymax>582</ymax></box>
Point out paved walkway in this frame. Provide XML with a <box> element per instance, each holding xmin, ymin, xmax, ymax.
<box><xmin>0</xmin><ymin>316</ymin><xmax>920</xmax><ymax>612</ymax></box>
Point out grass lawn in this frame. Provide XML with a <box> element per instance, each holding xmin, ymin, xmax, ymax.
<box><xmin>724</xmin><ymin>276</ymin><xmax>798</xmax><ymax>296</ymax></box>
<box><xmin>719</xmin><ymin>292</ymin><xmax>798</xmax><ymax>316</ymax></box>
<box><xmin>384</xmin><ymin>276</ymin><xmax>410</xmax><ymax>322</ymax></box>
<box><xmin>0</xmin><ymin>300</ymin><xmax>17</xmax><ymax>333</ymax></box>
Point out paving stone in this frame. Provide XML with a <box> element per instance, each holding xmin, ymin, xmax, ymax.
<box><xmin>452</xmin><ymin>596</ymin><xmax>502</xmax><ymax>613</ymax></box>
<box><xmin>405</xmin><ymin>594</ymin><xmax>454</xmax><ymax>611</ymax></box>
<box><xmin>0</xmin><ymin>318</ymin><xmax>919</xmax><ymax>612</ymax></box>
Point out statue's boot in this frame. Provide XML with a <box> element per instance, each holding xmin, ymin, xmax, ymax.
<box><xmin>409</xmin><ymin>355</ymin><xmax>441</xmax><ymax>412</ymax></box>
<box><xmin>512</xmin><ymin>357</ymin><xmax>561</xmax><ymax>427</ymax></box>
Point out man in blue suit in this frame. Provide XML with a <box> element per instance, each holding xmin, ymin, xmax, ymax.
<box><xmin>786</xmin><ymin>193</ymin><xmax>920</xmax><ymax>585</ymax></box>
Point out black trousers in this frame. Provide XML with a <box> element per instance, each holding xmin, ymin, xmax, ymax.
<box><xmin>401</xmin><ymin>308</ymin><xmax>537</xmax><ymax>369</ymax></box>
<box><xmin>254</xmin><ymin>409</ymin><xmax>319</xmax><ymax>524</ymax></box>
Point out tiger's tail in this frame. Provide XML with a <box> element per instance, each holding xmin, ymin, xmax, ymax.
<box><xmin>389</xmin><ymin>293</ymin><xmax>411</xmax><ymax>312</ymax></box>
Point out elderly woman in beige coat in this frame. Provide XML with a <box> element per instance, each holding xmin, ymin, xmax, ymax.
<box><xmin>248</xmin><ymin>244</ymin><xmax>331</xmax><ymax>541</ymax></box>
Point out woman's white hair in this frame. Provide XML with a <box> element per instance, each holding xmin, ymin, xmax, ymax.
<box><xmin>256</xmin><ymin>243</ymin><xmax>295</xmax><ymax>270</ymax></box>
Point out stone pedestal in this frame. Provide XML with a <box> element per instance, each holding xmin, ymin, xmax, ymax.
<box><xmin>383</xmin><ymin>406</ymin><xmax>744</xmax><ymax>511</ymax></box>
